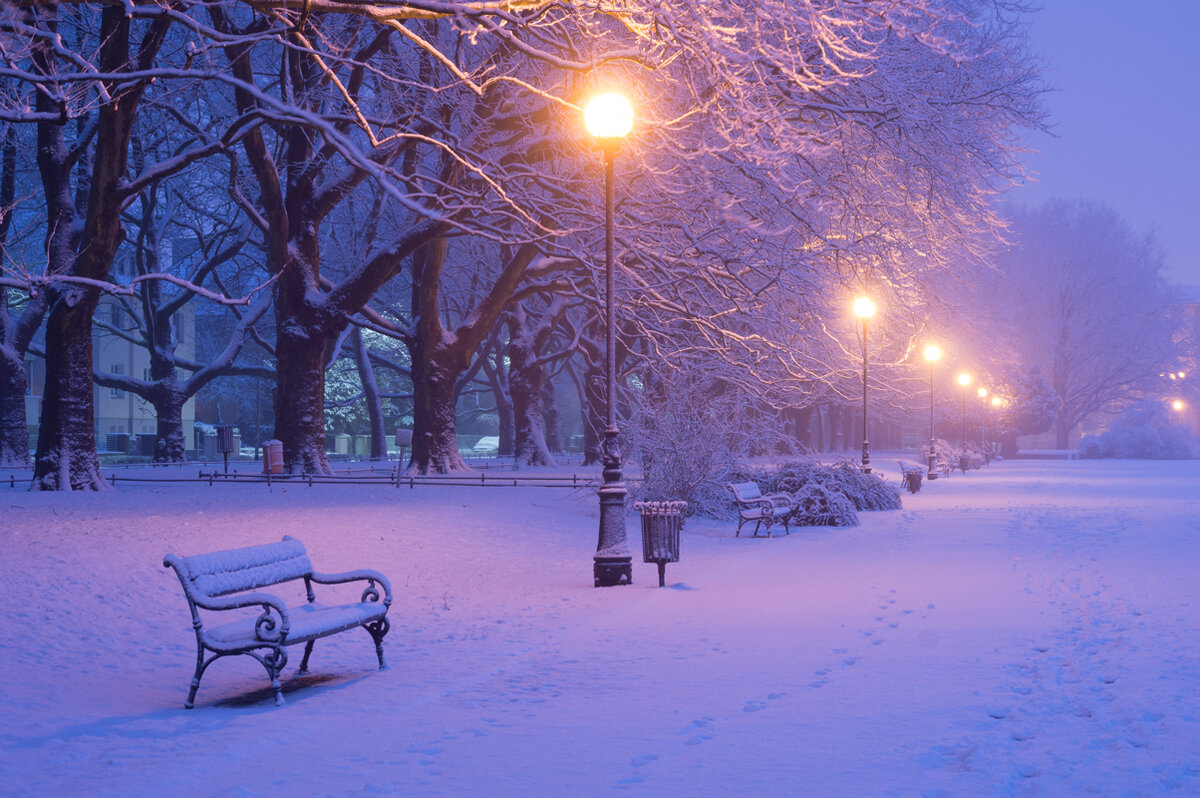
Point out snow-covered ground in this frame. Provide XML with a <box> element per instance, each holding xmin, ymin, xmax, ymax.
<box><xmin>2</xmin><ymin>457</ymin><xmax>1199</xmax><ymax>796</ymax></box>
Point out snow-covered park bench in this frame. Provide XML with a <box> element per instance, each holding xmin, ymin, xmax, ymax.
<box><xmin>727</xmin><ymin>481</ymin><xmax>794</xmax><ymax>537</ymax></box>
<box><xmin>898</xmin><ymin>461</ymin><xmax>924</xmax><ymax>494</ymax></box>
<box><xmin>163</xmin><ymin>536</ymin><xmax>392</xmax><ymax>708</ymax></box>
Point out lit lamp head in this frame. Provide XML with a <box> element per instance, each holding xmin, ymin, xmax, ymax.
<box><xmin>584</xmin><ymin>92</ymin><xmax>633</xmax><ymax>145</ymax></box>
<box><xmin>978</xmin><ymin>387</ymin><xmax>988</xmax><ymax>399</ymax></box>
<box><xmin>924</xmin><ymin>344</ymin><xmax>942</xmax><ymax>363</ymax></box>
<box><xmin>853</xmin><ymin>296</ymin><xmax>876</xmax><ymax>319</ymax></box>
<box><xmin>990</xmin><ymin>396</ymin><xmax>1003</xmax><ymax>408</ymax></box>
<box><xmin>1172</xmin><ymin>399</ymin><xmax>1186</xmax><ymax>412</ymax></box>
<box><xmin>957</xmin><ymin>373</ymin><xmax>972</xmax><ymax>388</ymax></box>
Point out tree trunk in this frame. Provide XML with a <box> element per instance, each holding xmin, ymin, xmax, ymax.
<box><xmin>1055</xmin><ymin>417</ymin><xmax>1071</xmax><ymax>449</ymax></box>
<box><xmin>32</xmin><ymin>289</ymin><xmax>108</xmax><ymax>490</ymax></box>
<box><xmin>507</xmin><ymin>309</ymin><xmax>555</xmax><ymax>468</ymax></box>
<box><xmin>274</xmin><ymin>318</ymin><xmax>334</xmax><ymax>475</ymax></box>
<box><xmin>409</xmin><ymin>341</ymin><xmax>469</xmax><ymax>473</ymax></box>
<box><xmin>581</xmin><ymin>361</ymin><xmax>605</xmax><ymax>467</ymax></box>
<box><xmin>0</xmin><ymin>349</ymin><xmax>29</xmax><ymax>466</ymax></box>
<box><xmin>353</xmin><ymin>329</ymin><xmax>388</xmax><ymax>459</ymax></box>
<box><xmin>508</xmin><ymin>336</ymin><xmax>554</xmax><ymax>468</ymax></box>
<box><xmin>542</xmin><ymin>379</ymin><xmax>561</xmax><ymax>454</ymax></box>
<box><xmin>152</xmin><ymin>385</ymin><xmax>188</xmax><ymax>463</ymax></box>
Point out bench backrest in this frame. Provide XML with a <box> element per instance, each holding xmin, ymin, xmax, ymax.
<box><xmin>728</xmin><ymin>482</ymin><xmax>763</xmax><ymax>503</ymax></box>
<box><xmin>171</xmin><ymin>536</ymin><xmax>314</xmax><ymax>599</ymax></box>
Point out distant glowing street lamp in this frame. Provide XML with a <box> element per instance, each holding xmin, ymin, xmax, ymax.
<box><xmin>977</xmin><ymin>387</ymin><xmax>988</xmax><ymax>451</ymax></box>
<box><xmin>853</xmin><ymin>296</ymin><xmax>876</xmax><ymax>472</ymax></box>
<box><xmin>1172</xmin><ymin>399</ymin><xmax>1186</xmax><ymax>412</ymax></box>
<box><xmin>585</xmin><ymin>91</ymin><xmax>634</xmax><ymax>588</ymax></box>
<box><xmin>957</xmin><ymin>373</ymin><xmax>972</xmax><ymax>450</ymax></box>
<box><xmin>924</xmin><ymin>344</ymin><xmax>942</xmax><ymax>479</ymax></box>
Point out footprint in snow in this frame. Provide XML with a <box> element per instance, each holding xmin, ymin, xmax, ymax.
<box><xmin>743</xmin><ymin>701</ymin><xmax>767</xmax><ymax>713</ymax></box>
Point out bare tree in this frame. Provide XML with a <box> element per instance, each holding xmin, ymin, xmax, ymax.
<box><xmin>986</xmin><ymin>200</ymin><xmax>1179</xmax><ymax>447</ymax></box>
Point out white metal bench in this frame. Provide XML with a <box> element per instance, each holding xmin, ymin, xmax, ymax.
<box><xmin>164</xmin><ymin>535</ymin><xmax>392</xmax><ymax>708</ymax></box>
<box><xmin>727</xmin><ymin>481</ymin><xmax>794</xmax><ymax>537</ymax></box>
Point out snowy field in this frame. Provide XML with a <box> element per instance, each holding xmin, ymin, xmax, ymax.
<box><xmin>1</xmin><ymin>457</ymin><xmax>1199</xmax><ymax>797</ymax></box>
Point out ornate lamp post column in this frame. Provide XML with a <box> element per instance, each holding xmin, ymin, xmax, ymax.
<box><xmin>977</xmin><ymin>387</ymin><xmax>988</xmax><ymax>451</ymax></box>
<box><xmin>957</xmin><ymin>372</ymin><xmax>972</xmax><ymax>450</ymax></box>
<box><xmin>585</xmin><ymin>92</ymin><xmax>634</xmax><ymax>587</ymax></box>
<box><xmin>853</xmin><ymin>296</ymin><xmax>876</xmax><ymax>472</ymax></box>
<box><xmin>924</xmin><ymin>344</ymin><xmax>942</xmax><ymax>479</ymax></box>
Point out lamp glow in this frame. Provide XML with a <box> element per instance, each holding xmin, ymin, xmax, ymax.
<box><xmin>924</xmin><ymin>344</ymin><xmax>942</xmax><ymax>362</ymax></box>
<box><xmin>1172</xmin><ymin>399</ymin><xmax>1185</xmax><ymax>411</ymax></box>
<box><xmin>957</xmin><ymin>373</ymin><xmax>971</xmax><ymax>387</ymax></box>
<box><xmin>991</xmin><ymin>396</ymin><xmax>1003</xmax><ymax>407</ymax></box>
<box><xmin>853</xmin><ymin>296</ymin><xmax>876</xmax><ymax>319</ymax></box>
<box><xmin>978</xmin><ymin>387</ymin><xmax>988</xmax><ymax>399</ymax></box>
<box><xmin>584</xmin><ymin>92</ymin><xmax>633</xmax><ymax>140</ymax></box>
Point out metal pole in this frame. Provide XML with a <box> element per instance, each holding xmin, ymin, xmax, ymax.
<box><xmin>961</xmin><ymin>389</ymin><xmax>967</xmax><ymax>450</ymax></box>
<box><xmin>928</xmin><ymin>364</ymin><xmax>937</xmax><ymax>480</ymax></box>
<box><xmin>594</xmin><ymin>144</ymin><xmax>631</xmax><ymax>587</ymax></box>
<box><xmin>860</xmin><ymin>317</ymin><xmax>870</xmax><ymax>472</ymax></box>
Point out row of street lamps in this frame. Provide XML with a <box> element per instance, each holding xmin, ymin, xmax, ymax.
<box><xmin>854</xmin><ymin>299</ymin><xmax>1006</xmax><ymax>481</ymax></box>
<box><xmin>583</xmin><ymin>90</ymin><xmax>1016</xmax><ymax>587</ymax></box>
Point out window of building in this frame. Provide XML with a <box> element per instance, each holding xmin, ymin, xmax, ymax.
<box><xmin>174</xmin><ymin>313</ymin><xmax>186</xmax><ymax>343</ymax></box>
<box><xmin>25</xmin><ymin>359</ymin><xmax>33</xmax><ymax>395</ymax></box>
<box><xmin>110</xmin><ymin>364</ymin><xmax>124</xmax><ymax>398</ymax></box>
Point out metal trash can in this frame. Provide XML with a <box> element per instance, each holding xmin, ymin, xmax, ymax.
<box><xmin>633</xmin><ymin>500</ymin><xmax>688</xmax><ymax>587</ymax></box>
<box><xmin>959</xmin><ymin>454</ymin><xmax>970</xmax><ymax>474</ymax></box>
<box><xmin>904</xmin><ymin>470</ymin><xmax>922</xmax><ymax>494</ymax></box>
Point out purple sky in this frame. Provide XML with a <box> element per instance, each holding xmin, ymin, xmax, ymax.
<box><xmin>1011</xmin><ymin>2</ymin><xmax>1200</xmax><ymax>286</ymax></box>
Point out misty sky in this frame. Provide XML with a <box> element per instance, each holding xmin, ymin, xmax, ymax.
<box><xmin>1011</xmin><ymin>1</ymin><xmax>1200</xmax><ymax>286</ymax></box>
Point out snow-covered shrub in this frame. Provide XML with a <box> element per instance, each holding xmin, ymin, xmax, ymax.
<box><xmin>627</xmin><ymin>374</ymin><xmax>797</xmax><ymax>513</ymax></box>
<box><xmin>918</xmin><ymin>438</ymin><xmax>957</xmax><ymax>469</ymax></box>
<box><xmin>792</xmin><ymin>481</ymin><xmax>860</xmax><ymax>527</ymax></box>
<box><xmin>761</xmin><ymin>459</ymin><xmax>900</xmax><ymax>512</ymax></box>
<box><xmin>826</xmin><ymin>461</ymin><xmax>903</xmax><ymax>511</ymax></box>
<box><xmin>1079</xmin><ymin>402</ymin><xmax>1198</xmax><ymax>459</ymax></box>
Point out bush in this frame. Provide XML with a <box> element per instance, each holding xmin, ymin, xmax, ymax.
<box><xmin>722</xmin><ymin>457</ymin><xmax>902</xmax><ymax>528</ymax></box>
<box><xmin>1079</xmin><ymin>402</ymin><xmax>1198</xmax><ymax>459</ymax></box>
<box><xmin>792</xmin><ymin>481</ymin><xmax>860</xmax><ymax>527</ymax></box>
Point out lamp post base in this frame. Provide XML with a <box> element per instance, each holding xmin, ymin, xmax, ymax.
<box><xmin>594</xmin><ymin>557</ymin><xmax>633</xmax><ymax>587</ymax></box>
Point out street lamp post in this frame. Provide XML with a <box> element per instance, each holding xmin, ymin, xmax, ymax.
<box><xmin>977</xmin><ymin>387</ymin><xmax>988</xmax><ymax>452</ymax></box>
<box><xmin>853</xmin><ymin>296</ymin><xmax>876</xmax><ymax>472</ymax></box>
<box><xmin>924</xmin><ymin>345</ymin><xmax>942</xmax><ymax>479</ymax></box>
<box><xmin>957</xmin><ymin>373</ymin><xmax>972</xmax><ymax>450</ymax></box>
<box><xmin>585</xmin><ymin>92</ymin><xmax>634</xmax><ymax>587</ymax></box>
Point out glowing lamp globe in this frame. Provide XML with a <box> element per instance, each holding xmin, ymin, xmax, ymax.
<box><xmin>1172</xmin><ymin>399</ymin><xmax>1185</xmax><ymax>412</ymax></box>
<box><xmin>991</xmin><ymin>396</ymin><xmax>1003</xmax><ymax>408</ymax></box>
<box><xmin>978</xmin><ymin>387</ymin><xmax>988</xmax><ymax>399</ymax></box>
<box><xmin>853</xmin><ymin>296</ymin><xmax>876</xmax><ymax>319</ymax></box>
<box><xmin>957</xmin><ymin>373</ymin><xmax>971</xmax><ymax>387</ymax></box>
<box><xmin>584</xmin><ymin>93</ymin><xmax>634</xmax><ymax>140</ymax></box>
<box><xmin>924</xmin><ymin>344</ymin><xmax>942</xmax><ymax>363</ymax></box>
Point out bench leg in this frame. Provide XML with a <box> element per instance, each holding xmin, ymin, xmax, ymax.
<box><xmin>262</xmin><ymin>647</ymin><xmax>288</xmax><ymax>707</ymax></box>
<box><xmin>298</xmin><ymin>640</ymin><xmax>316</xmax><ymax>674</ymax></box>
<box><xmin>365</xmin><ymin>617</ymin><xmax>391</xmax><ymax>670</ymax></box>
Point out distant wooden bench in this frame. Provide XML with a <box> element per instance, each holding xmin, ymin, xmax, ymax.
<box><xmin>727</xmin><ymin>481</ymin><xmax>794</xmax><ymax>537</ymax></box>
<box><xmin>164</xmin><ymin>536</ymin><xmax>392</xmax><ymax>708</ymax></box>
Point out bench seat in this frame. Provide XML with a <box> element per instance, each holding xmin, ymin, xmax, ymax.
<box><xmin>204</xmin><ymin>601</ymin><xmax>388</xmax><ymax>649</ymax></box>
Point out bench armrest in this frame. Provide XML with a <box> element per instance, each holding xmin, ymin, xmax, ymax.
<box><xmin>310</xmin><ymin>568</ymin><xmax>393</xmax><ymax>607</ymax></box>
<box><xmin>194</xmin><ymin>591</ymin><xmax>291</xmax><ymax>642</ymax></box>
<box><xmin>763</xmin><ymin>492</ymin><xmax>794</xmax><ymax>511</ymax></box>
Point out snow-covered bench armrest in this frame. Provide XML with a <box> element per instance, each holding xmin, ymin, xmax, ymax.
<box><xmin>309</xmin><ymin>568</ymin><xmax>393</xmax><ymax>607</ymax></box>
